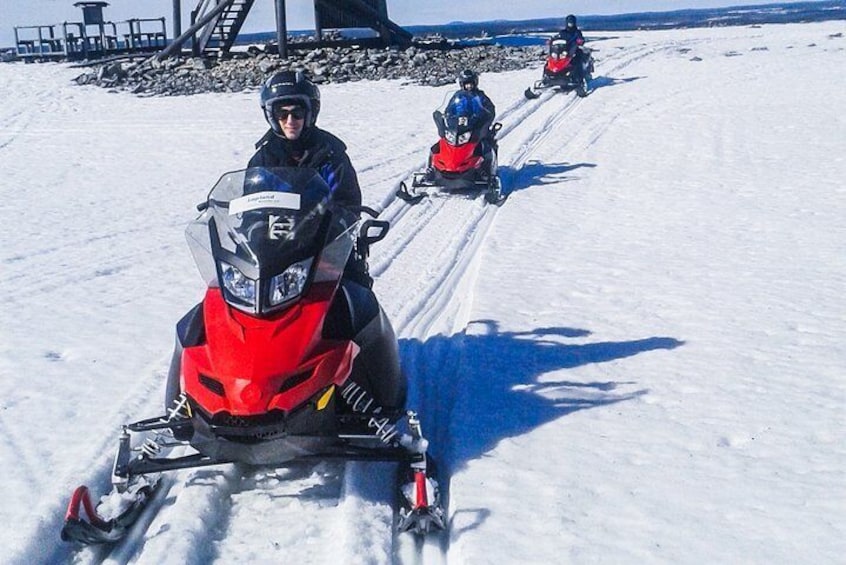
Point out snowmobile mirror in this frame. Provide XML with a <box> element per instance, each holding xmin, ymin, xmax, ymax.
<box><xmin>360</xmin><ymin>219</ymin><xmax>390</xmax><ymax>246</ymax></box>
<box><xmin>356</xmin><ymin>205</ymin><xmax>381</xmax><ymax>219</ymax></box>
<box><xmin>433</xmin><ymin>110</ymin><xmax>446</xmax><ymax>138</ymax></box>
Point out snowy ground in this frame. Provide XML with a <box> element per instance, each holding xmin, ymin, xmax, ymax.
<box><xmin>0</xmin><ymin>21</ymin><xmax>844</xmax><ymax>565</ymax></box>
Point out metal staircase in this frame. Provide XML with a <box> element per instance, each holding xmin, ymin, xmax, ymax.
<box><xmin>194</xmin><ymin>0</ymin><xmax>255</xmax><ymax>56</ymax></box>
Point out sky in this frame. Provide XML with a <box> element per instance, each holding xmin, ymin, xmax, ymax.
<box><xmin>1</xmin><ymin>17</ymin><xmax>844</xmax><ymax>565</ymax></box>
<box><xmin>1</xmin><ymin>0</ymin><xmax>835</xmax><ymax>48</ymax></box>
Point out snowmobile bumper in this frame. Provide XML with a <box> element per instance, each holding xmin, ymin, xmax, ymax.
<box><xmin>62</xmin><ymin>391</ymin><xmax>447</xmax><ymax>544</ymax></box>
<box><xmin>539</xmin><ymin>74</ymin><xmax>579</xmax><ymax>90</ymax></box>
<box><xmin>407</xmin><ymin>168</ymin><xmax>479</xmax><ymax>192</ymax></box>
<box><xmin>114</xmin><ymin>411</ymin><xmax>413</xmax><ymax>480</ymax></box>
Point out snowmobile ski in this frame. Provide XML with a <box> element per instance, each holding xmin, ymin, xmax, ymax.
<box><xmin>524</xmin><ymin>87</ymin><xmax>541</xmax><ymax>100</ymax></box>
<box><xmin>60</xmin><ymin>478</ymin><xmax>159</xmax><ymax>545</ymax></box>
<box><xmin>396</xmin><ymin>180</ymin><xmax>427</xmax><ymax>204</ymax></box>
<box><xmin>395</xmin><ymin>413</ymin><xmax>447</xmax><ymax>535</ymax></box>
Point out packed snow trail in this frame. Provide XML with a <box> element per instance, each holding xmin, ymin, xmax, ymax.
<box><xmin>6</xmin><ymin>24</ymin><xmax>839</xmax><ymax>565</ymax></box>
<box><xmin>45</xmin><ymin>34</ymin><xmax>668</xmax><ymax>565</ymax></box>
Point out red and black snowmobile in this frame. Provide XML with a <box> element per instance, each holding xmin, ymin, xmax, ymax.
<box><xmin>397</xmin><ymin>90</ymin><xmax>503</xmax><ymax>205</ymax></box>
<box><xmin>61</xmin><ymin>167</ymin><xmax>446</xmax><ymax>545</ymax></box>
<box><xmin>524</xmin><ymin>38</ymin><xmax>595</xmax><ymax>99</ymax></box>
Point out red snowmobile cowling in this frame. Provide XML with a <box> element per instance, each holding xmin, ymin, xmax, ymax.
<box><xmin>181</xmin><ymin>285</ymin><xmax>358</xmax><ymax>416</ymax></box>
<box><xmin>545</xmin><ymin>54</ymin><xmax>574</xmax><ymax>75</ymax></box>
<box><xmin>431</xmin><ymin>137</ymin><xmax>484</xmax><ymax>175</ymax></box>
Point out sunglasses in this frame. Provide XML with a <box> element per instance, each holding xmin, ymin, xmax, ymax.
<box><xmin>275</xmin><ymin>107</ymin><xmax>306</xmax><ymax>121</ymax></box>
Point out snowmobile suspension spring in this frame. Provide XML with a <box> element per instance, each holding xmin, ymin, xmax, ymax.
<box><xmin>141</xmin><ymin>436</ymin><xmax>163</xmax><ymax>458</ymax></box>
<box><xmin>340</xmin><ymin>381</ymin><xmax>374</xmax><ymax>413</ymax></box>
<box><xmin>368</xmin><ymin>416</ymin><xmax>399</xmax><ymax>444</ymax></box>
<box><xmin>340</xmin><ymin>382</ymin><xmax>399</xmax><ymax>445</ymax></box>
<box><xmin>141</xmin><ymin>397</ymin><xmax>189</xmax><ymax>458</ymax></box>
<box><xmin>166</xmin><ymin>393</ymin><xmax>191</xmax><ymax>421</ymax></box>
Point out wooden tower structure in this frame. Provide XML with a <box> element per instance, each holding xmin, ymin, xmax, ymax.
<box><xmin>161</xmin><ymin>0</ymin><xmax>411</xmax><ymax>59</ymax></box>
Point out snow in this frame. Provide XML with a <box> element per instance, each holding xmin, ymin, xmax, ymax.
<box><xmin>1</xmin><ymin>20</ymin><xmax>845</xmax><ymax>565</ymax></box>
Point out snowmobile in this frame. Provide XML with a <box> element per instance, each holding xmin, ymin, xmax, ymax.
<box><xmin>61</xmin><ymin>167</ymin><xmax>446</xmax><ymax>545</ymax></box>
<box><xmin>524</xmin><ymin>38</ymin><xmax>595</xmax><ymax>99</ymax></box>
<box><xmin>397</xmin><ymin>90</ymin><xmax>503</xmax><ymax>205</ymax></box>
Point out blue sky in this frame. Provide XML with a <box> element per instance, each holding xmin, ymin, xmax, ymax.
<box><xmin>2</xmin><ymin>0</ymin><xmax>828</xmax><ymax>48</ymax></box>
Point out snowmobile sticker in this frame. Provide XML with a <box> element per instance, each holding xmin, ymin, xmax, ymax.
<box><xmin>229</xmin><ymin>191</ymin><xmax>301</xmax><ymax>215</ymax></box>
<box><xmin>268</xmin><ymin>214</ymin><xmax>295</xmax><ymax>240</ymax></box>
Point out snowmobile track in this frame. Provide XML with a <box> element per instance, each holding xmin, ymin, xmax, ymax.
<box><xmin>56</xmin><ymin>39</ymin><xmax>689</xmax><ymax>565</ymax></box>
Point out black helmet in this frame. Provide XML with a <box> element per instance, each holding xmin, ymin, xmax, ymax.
<box><xmin>457</xmin><ymin>69</ymin><xmax>479</xmax><ymax>90</ymax></box>
<box><xmin>260</xmin><ymin>70</ymin><xmax>321</xmax><ymax>134</ymax></box>
<box><xmin>566</xmin><ymin>14</ymin><xmax>577</xmax><ymax>28</ymax></box>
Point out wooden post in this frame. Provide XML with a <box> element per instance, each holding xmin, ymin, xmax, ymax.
<box><xmin>275</xmin><ymin>0</ymin><xmax>287</xmax><ymax>59</ymax></box>
<box><xmin>172</xmin><ymin>0</ymin><xmax>182</xmax><ymax>39</ymax></box>
<box><xmin>313</xmin><ymin>0</ymin><xmax>322</xmax><ymax>42</ymax></box>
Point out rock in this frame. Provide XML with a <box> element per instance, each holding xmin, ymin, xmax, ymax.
<box><xmin>76</xmin><ymin>40</ymin><xmax>542</xmax><ymax>96</ymax></box>
<box><xmin>191</xmin><ymin>57</ymin><xmax>211</xmax><ymax>70</ymax></box>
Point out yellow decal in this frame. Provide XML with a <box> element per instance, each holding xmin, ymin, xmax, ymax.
<box><xmin>316</xmin><ymin>386</ymin><xmax>334</xmax><ymax>411</ymax></box>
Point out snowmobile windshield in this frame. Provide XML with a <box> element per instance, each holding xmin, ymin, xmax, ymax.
<box><xmin>549</xmin><ymin>39</ymin><xmax>568</xmax><ymax>58</ymax></box>
<box><xmin>441</xmin><ymin>91</ymin><xmax>487</xmax><ymax>146</ymax></box>
<box><xmin>186</xmin><ymin>167</ymin><xmax>358</xmax><ymax>315</ymax></box>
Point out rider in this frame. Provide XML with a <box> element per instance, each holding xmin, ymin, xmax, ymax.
<box><xmin>250</xmin><ymin>70</ymin><xmax>372</xmax><ymax>288</ymax></box>
<box><xmin>455</xmin><ymin>69</ymin><xmax>497</xmax><ymax>157</ymax></box>
<box><xmin>556</xmin><ymin>14</ymin><xmax>587</xmax><ymax>82</ymax></box>
<box><xmin>251</xmin><ymin>70</ymin><xmax>405</xmax><ymax>412</ymax></box>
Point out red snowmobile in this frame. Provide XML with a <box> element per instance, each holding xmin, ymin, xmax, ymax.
<box><xmin>61</xmin><ymin>167</ymin><xmax>446</xmax><ymax>545</ymax></box>
<box><xmin>397</xmin><ymin>90</ymin><xmax>503</xmax><ymax>205</ymax></box>
<box><xmin>524</xmin><ymin>38</ymin><xmax>595</xmax><ymax>99</ymax></box>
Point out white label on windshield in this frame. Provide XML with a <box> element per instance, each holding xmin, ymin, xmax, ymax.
<box><xmin>229</xmin><ymin>191</ymin><xmax>301</xmax><ymax>215</ymax></box>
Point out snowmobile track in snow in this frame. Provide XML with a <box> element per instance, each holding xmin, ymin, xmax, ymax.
<box><xmin>57</xmin><ymin>39</ymin><xmax>687</xmax><ymax>565</ymax></box>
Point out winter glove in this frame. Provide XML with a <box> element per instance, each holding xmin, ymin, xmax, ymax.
<box><xmin>319</xmin><ymin>162</ymin><xmax>341</xmax><ymax>193</ymax></box>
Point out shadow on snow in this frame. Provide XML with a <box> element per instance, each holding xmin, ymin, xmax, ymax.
<box><xmin>501</xmin><ymin>161</ymin><xmax>597</xmax><ymax>197</ymax></box>
<box><xmin>590</xmin><ymin>75</ymin><xmax>644</xmax><ymax>91</ymax></box>
<box><xmin>399</xmin><ymin>320</ymin><xmax>684</xmax><ymax>474</ymax></box>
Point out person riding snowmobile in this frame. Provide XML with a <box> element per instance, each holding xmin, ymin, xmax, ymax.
<box><xmin>248</xmin><ymin>71</ymin><xmax>403</xmax><ymax>412</ymax></box>
<box><xmin>250</xmin><ymin>70</ymin><xmax>371</xmax><ymax>288</ymax></box>
<box><xmin>453</xmin><ymin>69</ymin><xmax>497</xmax><ymax>157</ymax></box>
<box><xmin>555</xmin><ymin>14</ymin><xmax>587</xmax><ymax>83</ymax></box>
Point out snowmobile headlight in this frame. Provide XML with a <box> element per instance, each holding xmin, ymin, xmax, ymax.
<box><xmin>270</xmin><ymin>258</ymin><xmax>313</xmax><ymax>306</ymax></box>
<box><xmin>444</xmin><ymin>130</ymin><xmax>457</xmax><ymax>145</ymax></box>
<box><xmin>221</xmin><ymin>262</ymin><xmax>257</xmax><ymax>306</ymax></box>
<box><xmin>457</xmin><ymin>131</ymin><xmax>472</xmax><ymax>145</ymax></box>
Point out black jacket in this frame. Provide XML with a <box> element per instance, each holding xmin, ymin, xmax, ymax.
<box><xmin>248</xmin><ymin>126</ymin><xmax>362</xmax><ymax>209</ymax></box>
<box><xmin>556</xmin><ymin>28</ymin><xmax>585</xmax><ymax>58</ymax></box>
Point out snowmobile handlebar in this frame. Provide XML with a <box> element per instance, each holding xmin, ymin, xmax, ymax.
<box><xmin>353</xmin><ymin>205</ymin><xmax>381</xmax><ymax>218</ymax></box>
